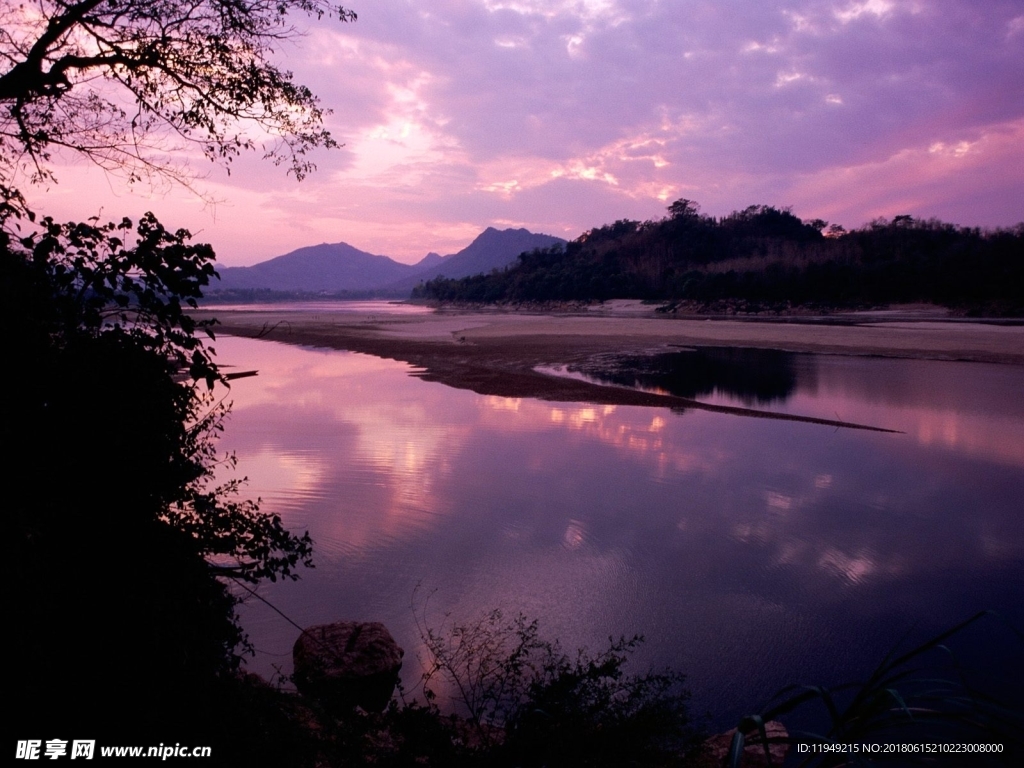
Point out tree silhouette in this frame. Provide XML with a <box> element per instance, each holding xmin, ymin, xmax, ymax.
<box><xmin>2</xmin><ymin>206</ymin><xmax>321</xmax><ymax>749</ymax></box>
<box><xmin>667</xmin><ymin>198</ymin><xmax>700</xmax><ymax>220</ymax></box>
<box><xmin>2</xmin><ymin>0</ymin><xmax>352</xmax><ymax>748</ymax></box>
<box><xmin>1</xmin><ymin>0</ymin><xmax>355</xmax><ymax>187</ymax></box>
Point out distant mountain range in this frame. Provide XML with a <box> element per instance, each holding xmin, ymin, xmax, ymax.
<box><xmin>209</xmin><ymin>227</ymin><xmax>565</xmax><ymax>298</ymax></box>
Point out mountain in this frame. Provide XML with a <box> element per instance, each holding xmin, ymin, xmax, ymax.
<box><xmin>208</xmin><ymin>228</ymin><xmax>565</xmax><ymax>297</ymax></box>
<box><xmin>213</xmin><ymin>242</ymin><xmax>415</xmax><ymax>293</ymax></box>
<box><xmin>384</xmin><ymin>227</ymin><xmax>566</xmax><ymax>293</ymax></box>
<box><xmin>435</xmin><ymin>227</ymin><xmax>565</xmax><ymax>278</ymax></box>
<box><xmin>413</xmin><ymin>252</ymin><xmax>447</xmax><ymax>270</ymax></box>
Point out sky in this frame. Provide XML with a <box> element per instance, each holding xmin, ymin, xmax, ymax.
<box><xmin>28</xmin><ymin>0</ymin><xmax>1024</xmax><ymax>266</ymax></box>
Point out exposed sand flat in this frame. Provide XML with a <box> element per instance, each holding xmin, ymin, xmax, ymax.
<box><xmin>205</xmin><ymin>304</ymin><xmax>1024</xmax><ymax>365</ymax></box>
<box><xmin>454</xmin><ymin>315</ymin><xmax>1022</xmax><ymax>361</ymax></box>
<box><xmin>198</xmin><ymin>303</ymin><xmax>1021</xmax><ymax>431</ymax></box>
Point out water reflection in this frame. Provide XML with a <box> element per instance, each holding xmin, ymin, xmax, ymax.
<box><xmin>567</xmin><ymin>347</ymin><xmax>802</xmax><ymax>405</ymax></box>
<box><xmin>217</xmin><ymin>346</ymin><xmax>475</xmax><ymax>559</ymax></box>
<box><xmin>547</xmin><ymin>347</ymin><xmax>1024</xmax><ymax>469</ymax></box>
<box><xmin>215</xmin><ymin>336</ymin><xmax>1024</xmax><ymax>729</ymax></box>
<box><xmin>200</xmin><ymin>299</ymin><xmax>433</xmax><ymax>314</ymax></box>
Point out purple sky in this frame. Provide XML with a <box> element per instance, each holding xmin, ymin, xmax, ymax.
<box><xmin>34</xmin><ymin>0</ymin><xmax>1024</xmax><ymax>265</ymax></box>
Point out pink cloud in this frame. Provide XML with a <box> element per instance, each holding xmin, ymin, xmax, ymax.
<box><xmin>22</xmin><ymin>0</ymin><xmax>1023</xmax><ymax>265</ymax></box>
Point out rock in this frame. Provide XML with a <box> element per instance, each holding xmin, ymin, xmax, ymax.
<box><xmin>697</xmin><ymin>720</ymin><xmax>790</xmax><ymax>767</ymax></box>
<box><xmin>293</xmin><ymin>621</ymin><xmax>403</xmax><ymax>712</ymax></box>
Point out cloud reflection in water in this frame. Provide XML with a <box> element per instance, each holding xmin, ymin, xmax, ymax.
<box><xmin>215</xmin><ymin>336</ymin><xmax>1024</xmax><ymax>728</ymax></box>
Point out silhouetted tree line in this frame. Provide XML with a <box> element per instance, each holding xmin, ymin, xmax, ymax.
<box><xmin>413</xmin><ymin>202</ymin><xmax>1024</xmax><ymax>315</ymax></box>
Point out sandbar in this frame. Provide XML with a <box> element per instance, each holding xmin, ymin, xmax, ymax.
<box><xmin>199</xmin><ymin>302</ymin><xmax>1023</xmax><ymax>430</ymax></box>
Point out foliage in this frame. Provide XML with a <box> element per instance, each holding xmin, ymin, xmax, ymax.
<box><xmin>0</xmin><ymin>0</ymin><xmax>356</xmax><ymax>186</ymax></box>
<box><xmin>5</xmin><ymin>204</ymin><xmax>312</xmax><ymax>579</ymax></box>
<box><xmin>414</xmin><ymin>201</ymin><xmax>1024</xmax><ymax>315</ymax></box>
<box><xmin>3</xmin><ymin>202</ymin><xmax>313</xmax><ymax>741</ymax></box>
<box><xmin>406</xmin><ymin>605</ymin><xmax>703</xmax><ymax>767</ymax></box>
<box><xmin>198</xmin><ymin>605</ymin><xmax>700</xmax><ymax>766</ymax></box>
<box><xmin>504</xmin><ymin>635</ymin><xmax>700</xmax><ymax>767</ymax></box>
<box><xmin>418</xmin><ymin>608</ymin><xmax>550</xmax><ymax>733</ymax></box>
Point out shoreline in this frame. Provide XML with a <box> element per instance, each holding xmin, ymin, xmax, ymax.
<box><xmin>196</xmin><ymin>302</ymin><xmax>1023</xmax><ymax>431</ymax></box>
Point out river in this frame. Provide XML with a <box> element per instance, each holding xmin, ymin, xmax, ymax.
<box><xmin>211</xmin><ymin>313</ymin><xmax>1024</xmax><ymax>731</ymax></box>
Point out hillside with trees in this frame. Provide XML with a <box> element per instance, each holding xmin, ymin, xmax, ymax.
<box><xmin>413</xmin><ymin>201</ymin><xmax>1023</xmax><ymax>316</ymax></box>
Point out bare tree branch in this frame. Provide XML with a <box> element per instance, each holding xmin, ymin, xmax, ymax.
<box><xmin>0</xmin><ymin>0</ymin><xmax>356</xmax><ymax>186</ymax></box>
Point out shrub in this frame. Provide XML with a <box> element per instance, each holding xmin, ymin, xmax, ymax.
<box><xmin>409</xmin><ymin>604</ymin><xmax>704</xmax><ymax>767</ymax></box>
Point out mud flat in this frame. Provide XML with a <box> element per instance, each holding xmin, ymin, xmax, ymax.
<box><xmin>199</xmin><ymin>302</ymin><xmax>1023</xmax><ymax>430</ymax></box>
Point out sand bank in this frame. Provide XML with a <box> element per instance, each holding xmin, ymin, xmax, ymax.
<box><xmin>200</xmin><ymin>303</ymin><xmax>1022</xmax><ymax>430</ymax></box>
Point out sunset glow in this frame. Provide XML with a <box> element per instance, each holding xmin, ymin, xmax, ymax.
<box><xmin>25</xmin><ymin>0</ymin><xmax>1024</xmax><ymax>266</ymax></box>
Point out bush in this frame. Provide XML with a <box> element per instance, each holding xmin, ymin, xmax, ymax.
<box><xmin>404</xmin><ymin>605</ymin><xmax>704</xmax><ymax>767</ymax></box>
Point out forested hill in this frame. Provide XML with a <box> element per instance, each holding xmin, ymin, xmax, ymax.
<box><xmin>412</xmin><ymin>202</ymin><xmax>1024</xmax><ymax>316</ymax></box>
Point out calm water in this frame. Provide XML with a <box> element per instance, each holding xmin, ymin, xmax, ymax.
<box><xmin>201</xmin><ymin>299</ymin><xmax>433</xmax><ymax>314</ymax></box>
<box><xmin>215</xmin><ymin>331</ymin><xmax>1024</xmax><ymax>729</ymax></box>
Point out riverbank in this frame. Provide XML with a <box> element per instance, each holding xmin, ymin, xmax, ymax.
<box><xmin>197</xmin><ymin>301</ymin><xmax>1022</xmax><ymax>430</ymax></box>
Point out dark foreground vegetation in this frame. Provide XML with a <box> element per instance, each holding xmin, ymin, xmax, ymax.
<box><xmin>2</xmin><ymin>0</ymin><xmax>352</xmax><ymax>753</ymax></box>
<box><xmin>281</xmin><ymin>609</ymin><xmax>706</xmax><ymax>768</ymax></box>
<box><xmin>3</xmin><ymin>204</ymin><xmax>315</xmax><ymax>754</ymax></box>
<box><xmin>414</xmin><ymin>201</ymin><xmax>1024</xmax><ymax>316</ymax></box>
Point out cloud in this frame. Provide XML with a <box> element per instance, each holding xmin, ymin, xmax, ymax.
<box><xmin>33</xmin><ymin>0</ymin><xmax>1024</xmax><ymax>264</ymax></box>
